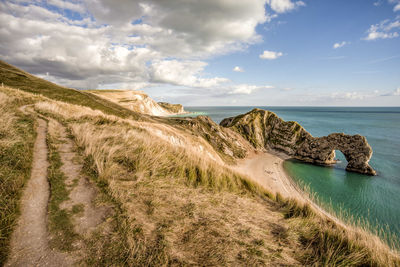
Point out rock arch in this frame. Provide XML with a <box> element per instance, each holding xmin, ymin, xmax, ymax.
<box><xmin>294</xmin><ymin>133</ymin><xmax>376</xmax><ymax>175</ymax></box>
<box><xmin>220</xmin><ymin>108</ymin><xmax>376</xmax><ymax>176</ymax></box>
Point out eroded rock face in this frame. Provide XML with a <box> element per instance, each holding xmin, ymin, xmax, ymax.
<box><xmin>220</xmin><ymin>108</ymin><xmax>376</xmax><ymax>175</ymax></box>
<box><xmin>158</xmin><ymin>102</ymin><xmax>185</xmax><ymax>114</ymax></box>
<box><xmin>163</xmin><ymin>115</ymin><xmax>252</xmax><ymax>162</ymax></box>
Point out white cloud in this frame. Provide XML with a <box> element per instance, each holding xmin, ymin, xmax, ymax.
<box><xmin>333</xmin><ymin>41</ymin><xmax>348</xmax><ymax>49</ymax></box>
<box><xmin>266</xmin><ymin>0</ymin><xmax>306</xmax><ymax>13</ymax></box>
<box><xmin>228</xmin><ymin>84</ymin><xmax>274</xmax><ymax>95</ymax></box>
<box><xmin>385</xmin><ymin>20</ymin><xmax>400</xmax><ymax>30</ymax></box>
<box><xmin>389</xmin><ymin>0</ymin><xmax>400</xmax><ymax>11</ymax></box>
<box><xmin>0</xmin><ymin>0</ymin><xmax>275</xmax><ymax>90</ymax></box>
<box><xmin>47</xmin><ymin>0</ymin><xmax>86</xmax><ymax>13</ymax></box>
<box><xmin>259</xmin><ymin>50</ymin><xmax>283</xmax><ymax>60</ymax></box>
<box><xmin>382</xmin><ymin>88</ymin><xmax>400</xmax><ymax>96</ymax></box>
<box><xmin>329</xmin><ymin>91</ymin><xmax>380</xmax><ymax>100</ymax></box>
<box><xmin>364</xmin><ymin>31</ymin><xmax>398</xmax><ymax>40</ymax></box>
<box><xmin>363</xmin><ymin>19</ymin><xmax>400</xmax><ymax>40</ymax></box>
<box><xmin>233</xmin><ymin>66</ymin><xmax>244</xmax><ymax>72</ymax></box>
<box><xmin>265</xmin><ymin>13</ymin><xmax>278</xmax><ymax>22</ymax></box>
<box><xmin>85</xmin><ymin>0</ymin><xmax>268</xmax><ymax>58</ymax></box>
<box><xmin>150</xmin><ymin>60</ymin><xmax>229</xmax><ymax>88</ymax></box>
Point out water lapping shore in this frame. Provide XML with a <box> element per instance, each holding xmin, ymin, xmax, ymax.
<box><xmin>186</xmin><ymin>106</ymin><xmax>400</xmax><ymax>241</ymax></box>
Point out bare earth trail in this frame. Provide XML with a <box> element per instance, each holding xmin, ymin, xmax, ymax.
<box><xmin>6</xmin><ymin>107</ymin><xmax>110</xmax><ymax>266</ymax></box>
<box><xmin>50</xmin><ymin>118</ymin><xmax>110</xmax><ymax>237</ymax></box>
<box><xmin>5</xmin><ymin>117</ymin><xmax>73</xmax><ymax>267</ymax></box>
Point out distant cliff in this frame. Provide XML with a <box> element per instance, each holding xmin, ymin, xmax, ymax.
<box><xmin>220</xmin><ymin>108</ymin><xmax>376</xmax><ymax>175</ymax></box>
<box><xmin>158</xmin><ymin>102</ymin><xmax>185</xmax><ymax>114</ymax></box>
<box><xmin>88</xmin><ymin>90</ymin><xmax>184</xmax><ymax>116</ymax></box>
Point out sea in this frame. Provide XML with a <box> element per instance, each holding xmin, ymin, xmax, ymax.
<box><xmin>181</xmin><ymin>106</ymin><xmax>400</xmax><ymax>243</ymax></box>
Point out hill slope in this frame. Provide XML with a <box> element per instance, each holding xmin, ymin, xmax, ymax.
<box><xmin>0</xmin><ymin>60</ymin><xmax>399</xmax><ymax>266</ymax></box>
<box><xmin>88</xmin><ymin>90</ymin><xmax>185</xmax><ymax>116</ymax></box>
<box><xmin>0</xmin><ymin>60</ymin><xmax>142</xmax><ymax>119</ymax></box>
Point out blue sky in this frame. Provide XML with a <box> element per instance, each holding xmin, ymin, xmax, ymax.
<box><xmin>194</xmin><ymin>0</ymin><xmax>400</xmax><ymax>105</ymax></box>
<box><xmin>1</xmin><ymin>0</ymin><xmax>399</xmax><ymax>106</ymax></box>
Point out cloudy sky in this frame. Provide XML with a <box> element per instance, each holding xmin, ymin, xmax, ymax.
<box><xmin>1</xmin><ymin>0</ymin><xmax>400</xmax><ymax>106</ymax></box>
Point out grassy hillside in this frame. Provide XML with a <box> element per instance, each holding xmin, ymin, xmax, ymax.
<box><xmin>0</xmin><ymin>60</ymin><xmax>399</xmax><ymax>266</ymax></box>
<box><xmin>33</xmin><ymin>98</ymin><xmax>400</xmax><ymax>266</ymax></box>
<box><xmin>0</xmin><ymin>60</ymin><xmax>142</xmax><ymax>120</ymax></box>
<box><xmin>0</xmin><ymin>90</ymin><xmax>37</xmax><ymax>263</ymax></box>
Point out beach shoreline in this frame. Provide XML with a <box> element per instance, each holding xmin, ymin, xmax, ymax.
<box><xmin>231</xmin><ymin>150</ymin><xmax>347</xmax><ymax>228</ymax></box>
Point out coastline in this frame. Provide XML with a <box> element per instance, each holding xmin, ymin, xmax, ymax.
<box><xmin>231</xmin><ymin>151</ymin><xmax>348</xmax><ymax>228</ymax></box>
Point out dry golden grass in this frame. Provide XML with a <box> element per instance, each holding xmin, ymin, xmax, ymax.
<box><xmin>1</xmin><ymin>84</ymin><xmax>399</xmax><ymax>266</ymax></box>
<box><xmin>33</xmin><ymin>97</ymin><xmax>400</xmax><ymax>266</ymax></box>
<box><xmin>35</xmin><ymin>101</ymin><xmax>225</xmax><ymax>164</ymax></box>
<box><xmin>68</xmin><ymin>122</ymin><xmax>299</xmax><ymax>266</ymax></box>
<box><xmin>275</xmin><ymin>193</ymin><xmax>400</xmax><ymax>266</ymax></box>
<box><xmin>0</xmin><ymin>88</ymin><xmax>36</xmax><ymax>264</ymax></box>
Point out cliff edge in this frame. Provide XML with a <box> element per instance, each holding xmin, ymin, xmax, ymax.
<box><xmin>220</xmin><ymin>108</ymin><xmax>376</xmax><ymax>175</ymax></box>
<box><xmin>88</xmin><ymin>90</ymin><xmax>184</xmax><ymax>116</ymax></box>
<box><xmin>158</xmin><ymin>102</ymin><xmax>185</xmax><ymax>114</ymax></box>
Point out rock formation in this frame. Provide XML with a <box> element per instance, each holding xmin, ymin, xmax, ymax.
<box><xmin>158</xmin><ymin>102</ymin><xmax>185</xmax><ymax>114</ymax></box>
<box><xmin>165</xmin><ymin>115</ymin><xmax>251</xmax><ymax>161</ymax></box>
<box><xmin>220</xmin><ymin>108</ymin><xmax>376</xmax><ymax>175</ymax></box>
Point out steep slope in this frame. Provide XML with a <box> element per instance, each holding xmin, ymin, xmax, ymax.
<box><xmin>158</xmin><ymin>102</ymin><xmax>185</xmax><ymax>114</ymax></box>
<box><xmin>1</xmin><ymin>61</ymin><xmax>398</xmax><ymax>266</ymax></box>
<box><xmin>32</xmin><ymin>96</ymin><xmax>398</xmax><ymax>266</ymax></box>
<box><xmin>220</xmin><ymin>108</ymin><xmax>376</xmax><ymax>175</ymax></box>
<box><xmin>0</xmin><ymin>60</ymin><xmax>142</xmax><ymax>119</ymax></box>
<box><xmin>88</xmin><ymin>90</ymin><xmax>185</xmax><ymax>116</ymax></box>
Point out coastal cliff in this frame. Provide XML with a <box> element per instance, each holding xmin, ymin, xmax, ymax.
<box><xmin>220</xmin><ymin>108</ymin><xmax>376</xmax><ymax>175</ymax></box>
<box><xmin>162</xmin><ymin>115</ymin><xmax>251</xmax><ymax>161</ymax></box>
<box><xmin>88</xmin><ymin>90</ymin><xmax>185</xmax><ymax>116</ymax></box>
<box><xmin>158</xmin><ymin>102</ymin><xmax>185</xmax><ymax>114</ymax></box>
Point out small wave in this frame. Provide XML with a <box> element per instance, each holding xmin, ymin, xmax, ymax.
<box><xmin>169</xmin><ymin>111</ymin><xmax>208</xmax><ymax>118</ymax></box>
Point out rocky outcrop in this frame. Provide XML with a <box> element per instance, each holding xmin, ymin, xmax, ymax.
<box><xmin>158</xmin><ymin>102</ymin><xmax>185</xmax><ymax>114</ymax></box>
<box><xmin>163</xmin><ymin>115</ymin><xmax>253</xmax><ymax>162</ymax></box>
<box><xmin>220</xmin><ymin>108</ymin><xmax>376</xmax><ymax>175</ymax></box>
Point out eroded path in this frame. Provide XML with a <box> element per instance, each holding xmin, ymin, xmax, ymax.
<box><xmin>49</xmin><ymin>119</ymin><xmax>110</xmax><ymax>237</ymax></box>
<box><xmin>6</xmin><ymin>109</ymin><xmax>111</xmax><ymax>266</ymax></box>
<box><xmin>5</xmin><ymin>118</ymin><xmax>73</xmax><ymax>266</ymax></box>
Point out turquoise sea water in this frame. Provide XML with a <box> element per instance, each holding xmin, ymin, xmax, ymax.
<box><xmin>184</xmin><ymin>106</ymin><xmax>400</xmax><ymax>241</ymax></box>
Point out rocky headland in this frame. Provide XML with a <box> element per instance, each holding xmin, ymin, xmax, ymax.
<box><xmin>158</xmin><ymin>102</ymin><xmax>185</xmax><ymax>114</ymax></box>
<box><xmin>220</xmin><ymin>108</ymin><xmax>376</xmax><ymax>175</ymax></box>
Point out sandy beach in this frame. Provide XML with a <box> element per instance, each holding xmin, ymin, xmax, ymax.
<box><xmin>232</xmin><ymin>151</ymin><xmax>347</xmax><ymax>226</ymax></box>
<box><xmin>232</xmin><ymin>151</ymin><xmax>301</xmax><ymax>199</ymax></box>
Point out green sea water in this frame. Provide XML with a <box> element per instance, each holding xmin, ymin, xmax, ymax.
<box><xmin>184</xmin><ymin>106</ymin><xmax>400</xmax><ymax>241</ymax></box>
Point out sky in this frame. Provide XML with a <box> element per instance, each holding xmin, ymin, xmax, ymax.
<box><xmin>1</xmin><ymin>0</ymin><xmax>400</xmax><ymax>106</ymax></box>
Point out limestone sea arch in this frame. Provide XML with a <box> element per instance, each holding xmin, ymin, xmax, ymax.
<box><xmin>220</xmin><ymin>108</ymin><xmax>376</xmax><ymax>176</ymax></box>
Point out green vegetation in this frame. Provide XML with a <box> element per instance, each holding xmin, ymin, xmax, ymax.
<box><xmin>274</xmin><ymin>192</ymin><xmax>400</xmax><ymax>266</ymax></box>
<box><xmin>42</xmin><ymin>99</ymin><xmax>396</xmax><ymax>266</ymax></box>
<box><xmin>0</xmin><ymin>60</ymin><xmax>142</xmax><ymax>119</ymax></box>
<box><xmin>71</xmin><ymin>204</ymin><xmax>84</xmax><ymax>215</ymax></box>
<box><xmin>0</xmin><ymin>61</ymin><xmax>399</xmax><ymax>266</ymax></box>
<box><xmin>0</xmin><ymin>92</ymin><xmax>35</xmax><ymax>265</ymax></box>
<box><xmin>46</xmin><ymin>131</ymin><xmax>80</xmax><ymax>251</ymax></box>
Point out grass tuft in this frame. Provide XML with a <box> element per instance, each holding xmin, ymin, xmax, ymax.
<box><xmin>47</xmin><ymin>131</ymin><xmax>80</xmax><ymax>251</ymax></box>
<box><xmin>0</xmin><ymin>91</ymin><xmax>35</xmax><ymax>264</ymax></box>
